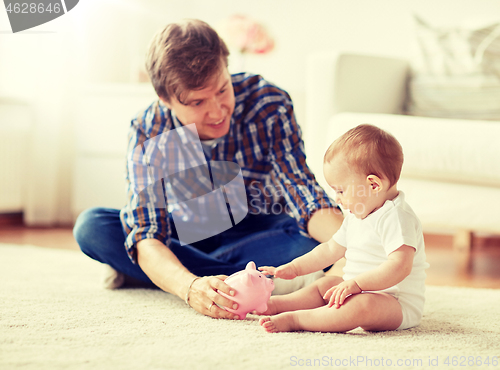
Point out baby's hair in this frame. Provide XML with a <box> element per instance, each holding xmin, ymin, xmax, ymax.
<box><xmin>324</xmin><ymin>124</ymin><xmax>403</xmax><ymax>188</ymax></box>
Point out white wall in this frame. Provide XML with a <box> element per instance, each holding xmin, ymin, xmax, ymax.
<box><xmin>0</xmin><ymin>0</ymin><xmax>499</xmax><ymax>224</ymax></box>
<box><xmin>67</xmin><ymin>0</ymin><xmax>500</xmax><ymax>123</ymax></box>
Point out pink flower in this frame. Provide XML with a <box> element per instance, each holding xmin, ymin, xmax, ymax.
<box><xmin>218</xmin><ymin>15</ymin><xmax>274</xmax><ymax>54</ymax></box>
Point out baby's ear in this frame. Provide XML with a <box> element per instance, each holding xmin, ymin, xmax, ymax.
<box><xmin>367</xmin><ymin>174</ymin><xmax>383</xmax><ymax>192</ymax></box>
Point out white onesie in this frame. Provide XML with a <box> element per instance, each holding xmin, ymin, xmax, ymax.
<box><xmin>330</xmin><ymin>191</ymin><xmax>429</xmax><ymax>330</ymax></box>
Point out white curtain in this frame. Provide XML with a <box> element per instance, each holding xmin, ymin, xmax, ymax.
<box><xmin>0</xmin><ymin>6</ymin><xmax>82</xmax><ymax>225</ymax></box>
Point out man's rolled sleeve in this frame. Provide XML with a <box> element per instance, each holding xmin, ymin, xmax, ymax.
<box><xmin>121</xmin><ymin>190</ymin><xmax>170</xmax><ymax>264</ymax></box>
<box><xmin>120</xmin><ymin>115</ymin><xmax>171</xmax><ymax>263</ymax></box>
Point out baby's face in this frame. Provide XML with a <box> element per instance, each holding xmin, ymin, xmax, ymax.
<box><xmin>323</xmin><ymin>157</ymin><xmax>380</xmax><ymax>219</ymax></box>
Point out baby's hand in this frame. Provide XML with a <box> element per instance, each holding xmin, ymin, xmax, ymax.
<box><xmin>259</xmin><ymin>263</ymin><xmax>298</xmax><ymax>280</ymax></box>
<box><xmin>258</xmin><ymin>266</ymin><xmax>277</xmax><ymax>276</ymax></box>
<box><xmin>323</xmin><ymin>279</ymin><xmax>362</xmax><ymax>309</ymax></box>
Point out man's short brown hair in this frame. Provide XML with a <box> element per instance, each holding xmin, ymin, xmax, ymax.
<box><xmin>145</xmin><ymin>19</ymin><xmax>229</xmax><ymax>103</ymax></box>
<box><xmin>324</xmin><ymin>124</ymin><xmax>404</xmax><ymax>187</ymax></box>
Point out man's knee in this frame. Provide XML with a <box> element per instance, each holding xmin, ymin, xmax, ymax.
<box><xmin>73</xmin><ymin>207</ymin><xmax>111</xmax><ymax>256</ymax></box>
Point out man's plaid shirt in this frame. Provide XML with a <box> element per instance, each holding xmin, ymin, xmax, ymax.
<box><xmin>120</xmin><ymin>73</ymin><xmax>336</xmax><ymax>263</ymax></box>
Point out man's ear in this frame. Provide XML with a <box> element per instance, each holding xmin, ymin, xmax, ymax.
<box><xmin>367</xmin><ymin>174</ymin><xmax>384</xmax><ymax>193</ymax></box>
<box><xmin>159</xmin><ymin>97</ymin><xmax>172</xmax><ymax>109</ymax></box>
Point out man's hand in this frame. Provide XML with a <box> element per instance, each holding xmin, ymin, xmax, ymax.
<box><xmin>323</xmin><ymin>279</ymin><xmax>362</xmax><ymax>308</ymax></box>
<box><xmin>186</xmin><ymin>275</ymin><xmax>240</xmax><ymax>319</ymax></box>
<box><xmin>258</xmin><ymin>262</ymin><xmax>299</xmax><ymax>280</ymax></box>
<box><xmin>137</xmin><ymin>239</ymin><xmax>240</xmax><ymax>319</ymax></box>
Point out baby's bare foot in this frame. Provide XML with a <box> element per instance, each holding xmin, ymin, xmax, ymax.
<box><xmin>259</xmin><ymin>313</ymin><xmax>297</xmax><ymax>333</ymax></box>
<box><xmin>253</xmin><ymin>297</ymin><xmax>278</xmax><ymax>316</ymax></box>
<box><xmin>259</xmin><ymin>317</ymin><xmax>278</xmax><ymax>332</ymax></box>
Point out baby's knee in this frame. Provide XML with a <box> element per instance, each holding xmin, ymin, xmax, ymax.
<box><xmin>353</xmin><ymin>295</ymin><xmax>373</xmax><ymax>317</ymax></box>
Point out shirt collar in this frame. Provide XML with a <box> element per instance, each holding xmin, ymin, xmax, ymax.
<box><xmin>358</xmin><ymin>191</ymin><xmax>405</xmax><ymax>224</ymax></box>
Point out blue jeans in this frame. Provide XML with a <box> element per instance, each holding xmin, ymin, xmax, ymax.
<box><xmin>73</xmin><ymin>207</ymin><xmax>320</xmax><ymax>285</ymax></box>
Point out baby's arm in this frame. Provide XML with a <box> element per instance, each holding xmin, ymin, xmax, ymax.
<box><xmin>259</xmin><ymin>239</ymin><xmax>346</xmax><ymax>279</ymax></box>
<box><xmin>324</xmin><ymin>245</ymin><xmax>415</xmax><ymax>308</ymax></box>
<box><xmin>355</xmin><ymin>245</ymin><xmax>415</xmax><ymax>290</ymax></box>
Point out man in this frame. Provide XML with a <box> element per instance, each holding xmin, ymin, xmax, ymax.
<box><xmin>73</xmin><ymin>19</ymin><xmax>342</xmax><ymax>320</ymax></box>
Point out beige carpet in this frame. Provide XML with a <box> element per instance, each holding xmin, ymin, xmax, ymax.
<box><xmin>1</xmin><ymin>244</ymin><xmax>499</xmax><ymax>370</ymax></box>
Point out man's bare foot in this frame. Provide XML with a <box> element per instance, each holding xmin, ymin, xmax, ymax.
<box><xmin>259</xmin><ymin>313</ymin><xmax>297</xmax><ymax>333</ymax></box>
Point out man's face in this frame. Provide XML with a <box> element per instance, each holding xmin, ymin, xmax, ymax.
<box><xmin>162</xmin><ymin>67</ymin><xmax>235</xmax><ymax>140</ymax></box>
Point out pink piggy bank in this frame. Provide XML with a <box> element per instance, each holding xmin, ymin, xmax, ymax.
<box><xmin>219</xmin><ymin>261</ymin><xmax>274</xmax><ymax>320</ymax></box>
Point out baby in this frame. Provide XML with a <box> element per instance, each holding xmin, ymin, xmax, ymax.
<box><xmin>258</xmin><ymin>124</ymin><xmax>429</xmax><ymax>333</ymax></box>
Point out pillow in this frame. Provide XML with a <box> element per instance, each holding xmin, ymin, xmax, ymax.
<box><xmin>406</xmin><ymin>16</ymin><xmax>500</xmax><ymax>121</ymax></box>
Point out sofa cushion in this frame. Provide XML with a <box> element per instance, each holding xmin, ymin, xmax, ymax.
<box><xmin>408</xmin><ymin>74</ymin><xmax>500</xmax><ymax>121</ymax></box>
<box><xmin>407</xmin><ymin>16</ymin><xmax>500</xmax><ymax>121</ymax></box>
<box><xmin>326</xmin><ymin>112</ymin><xmax>500</xmax><ymax>187</ymax></box>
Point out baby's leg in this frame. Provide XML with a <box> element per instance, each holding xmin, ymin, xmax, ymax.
<box><xmin>260</xmin><ymin>276</ymin><xmax>343</xmax><ymax>315</ymax></box>
<box><xmin>260</xmin><ymin>292</ymin><xmax>402</xmax><ymax>333</ymax></box>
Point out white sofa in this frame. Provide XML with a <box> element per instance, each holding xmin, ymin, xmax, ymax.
<box><xmin>304</xmin><ymin>52</ymin><xmax>500</xmax><ymax>252</ymax></box>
